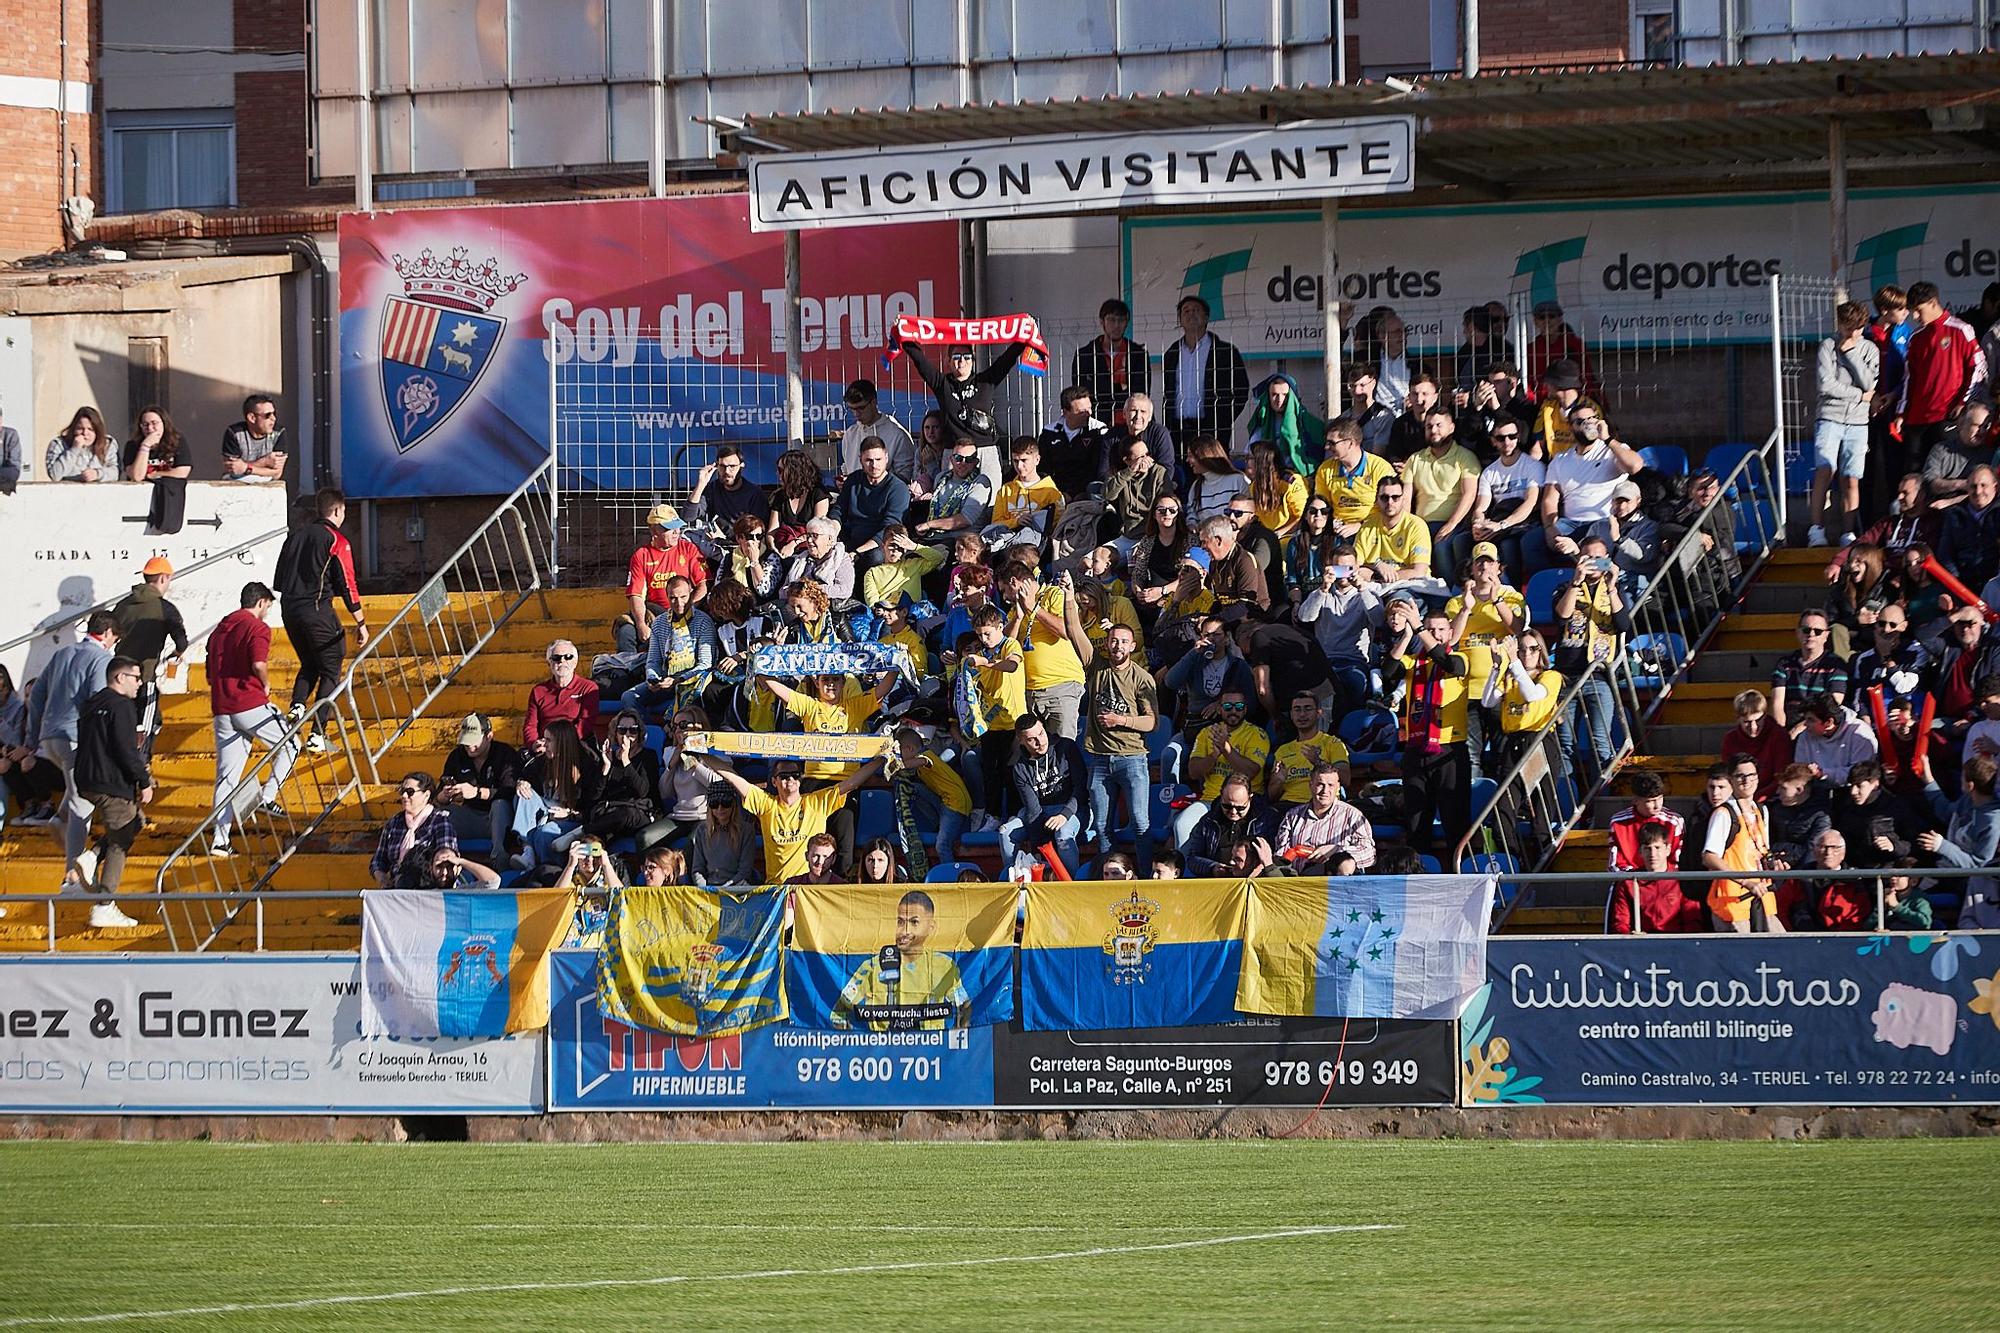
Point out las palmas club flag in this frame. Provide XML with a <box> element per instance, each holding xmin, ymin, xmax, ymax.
<box><xmin>788</xmin><ymin>883</ymin><xmax>1015</xmax><ymax>1031</ymax></box>
<box><xmin>1236</xmin><ymin>875</ymin><xmax>1497</xmax><ymax>1021</ymax></box>
<box><xmin>595</xmin><ymin>885</ymin><xmax>788</xmax><ymax>1037</ymax></box>
<box><xmin>360</xmin><ymin>890</ymin><xmax>573</xmax><ymax>1038</ymax></box>
<box><xmin>1021</xmin><ymin>879</ymin><xmax>1246</xmax><ymax>1031</ymax></box>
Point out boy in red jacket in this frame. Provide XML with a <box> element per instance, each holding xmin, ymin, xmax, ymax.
<box><xmin>1608</xmin><ymin>821</ymin><xmax>1703</xmax><ymax>934</ymax></box>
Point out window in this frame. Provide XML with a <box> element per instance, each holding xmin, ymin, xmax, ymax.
<box><xmin>1632</xmin><ymin>1</ymin><xmax>1676</xmax><ymax>64</ymax></box>
<box><xmin>106</xmin><ymin>111</ymin><xmax>235</xmax><ymax>214</ymax></box>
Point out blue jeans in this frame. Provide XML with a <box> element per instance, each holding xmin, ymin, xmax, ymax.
<box><xmin>896</xmin><ymin>781</ymin><xmax>965</xmax><ymax>867</ymax></box>
<box><xmin>1000</xmin><ymin>811</ymin><xmax>1081</xmax><ymax>876</ymax></box>
<box><xmin>1085</xmin><ymin>751</ymin><xmax>1153</xmax><ymax>873</ymax></box>
<box><xmin>1558</xmin><ymin>673</ymin><xmax>1615</xmax><ymax>791</ymax></box>
<box><xmin>1327</xmin><ymin>662</ymin><xmax>1372</xmax><ymax>725</ymax></box>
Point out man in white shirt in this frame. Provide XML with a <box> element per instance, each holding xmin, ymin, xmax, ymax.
<box><xmin>1531</xmin><ymin>402</ymin><xmax>1643</xmax><ymax>574</ymax></box>
<box><xmin>1161</xmin><ymin>294</ymin><xmax>1248</xmax><ymax>448</ymax></box>
<box><xmin>838</xmin><ymin>379</ymin><xmax>916</xmax><ymax>483</ymax></box>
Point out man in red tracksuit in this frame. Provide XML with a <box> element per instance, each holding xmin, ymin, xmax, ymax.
<box><xmin>1895</xmin><ymin>280</ymin><xmax>1989</xmax><ymax>472</ymax></box>
<box><xmin>272</xmin><ymin>488</ymin><xmax>368</xmax><ymax>753</ymax></box>
<box><xmin>1606</xmin><ymin>768</ymin><xmax>1686</xmax><ymax>873</ymax></box>
<box><xmin>1608</xmin><ymin>821</ymin><xmax>1703</xmax><ymax>934</ymax></box>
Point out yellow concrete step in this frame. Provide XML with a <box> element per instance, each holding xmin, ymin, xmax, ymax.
<box><xmin>1498</xmin><ymin>906</ymin><xmax>1602</xmax><ymax>934</ymax></box>
<box><xmin>1</xmin><ymin>852</ymin><xmax>375</xmax><ymax>892</ymax></box>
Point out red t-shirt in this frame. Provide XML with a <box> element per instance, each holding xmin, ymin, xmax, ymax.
<box><xmin>625</xmin><ymin>539</ymin><xmax>709</xmax><ymax>610</ymax></box>
<box><xmin>207</xmin><ymin>608</ymin><xmax>271</xmax><ymax>715</ymax></box>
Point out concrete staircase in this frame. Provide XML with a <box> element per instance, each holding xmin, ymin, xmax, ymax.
<box><xmin>0</xmin><ymin>587</ymin><xmax>626</xmax><ymax>953</ymax></box>
<box><xmin>1498</xmin><ymin>544</ymin><xmax>1826</xmax><ymax>934</ymax></box>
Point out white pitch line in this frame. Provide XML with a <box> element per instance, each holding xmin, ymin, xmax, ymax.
<box><xmin>0</xmin><ymin>1224</ymin><xmax>1397</xmax><ymax>1328</ymax></box>
<box><xmin>1</xmin><ymin>1221</ymin><xmax>1285</xmax><ymax>1234</ymax></box>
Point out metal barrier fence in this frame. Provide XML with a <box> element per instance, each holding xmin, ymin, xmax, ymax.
<box><xmin>1454</xmin><ymin>408</ymin><xmax>1787</xmax><ymax>895</ymax></box>
<box><xmin>9</xmin><ymin>864</ymin><xmax>1990</xmax><ymax>953</ymax></box>
<box><xmin>151</xmin><ymin>462</ymin><xmax>556</xmax><ymax>949</ymax></box>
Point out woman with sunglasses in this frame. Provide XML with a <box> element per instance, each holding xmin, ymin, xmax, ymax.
<box><xmin>645</xmin><ymin>706</ymin><xmax>720</xmax><ymax>851</ymax></box>
<box><xmin>691</xmin><ymin>780</ymin><xmax>760</xmax><ymax>887</ymax></box>
<box><xmin>513</xmin><ymin>720</ymin><xmax>600</xmax><ymax>874</ymax></box>
<box><xmin>369</xmin><ymin>772</ymin><xmax>459</xmax><ymax>889</ymax></box>
<box><xmin>723</xmin><ymin>515</ymin><xmax>782</xmax><ymax>605</ymax></box>
<box><xmin>1471</xmin><ymin>419</ymin><xmax>1544</xmax><ymax>587</ymax></box>
<box><xmin>1284</xmin><ymin>499</ymin><xmax>1339</xmax><ymax>609</ymax></box>
<box><xmin>1485</xmin><ymin>632</ymin><xmax>1566</xmax><ymax>774</ymax></box>
<box><xmin>583</xmin><ymin>708</ymin><xmax>661</xmax><ymax>848</ymax></box>
<box><xmin>1129</xmin><ymin>496</ymin><xmax>1193</xmax><ymax>625</ymax></box>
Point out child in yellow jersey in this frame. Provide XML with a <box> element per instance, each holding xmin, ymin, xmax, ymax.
<box><xmin>760</xmin><ymin>672</ymin><xmax>895</xmax><ymax>781</ymax></box>
<box><xmin>962</xmin><ymin>604</ymin><xmax>1026</xmax><ymax>827</ymax></box>
<box><xmin>872</xmin><ymin>595</ymin><xmax>930</xmax><ymax>677</ymax></box>
<box><xmin>891</xmin><ymin>725</ymin><xmax>972</xmax><ymax>865</ymax></box>
<box><xmin>1267</xmin><ymin>691</ymin><xmax>1352</xmax><ymax>807</ymax></box>
<box><xmin>990</xmin><ymin>438</ymin><xmax>1065</xmax><ymax>538</ymax></box>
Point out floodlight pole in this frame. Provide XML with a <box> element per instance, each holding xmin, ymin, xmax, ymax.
<box><xmin>1322</xmin><ymin>200</ymin><xmax>1342</xmax><ymax>420</ymax></box>
<box><xmin>353</xmin><ymin>0</ymin><xmax>373</xmax><ymax>210</ymax></box>
<box><xmin>784</xmin><ymin>230</ymin><xmax>805</xmax><ymax>444</ymax></box>
<box><xmin>1828</xmin><ymin>117</ymin><xmax>1850</xmax><ymax>302</ymax></box>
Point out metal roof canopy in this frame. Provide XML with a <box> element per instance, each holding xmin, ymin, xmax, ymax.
<box><xmin>726</xmin><ymin>54</ymin><xmax>2000</xmax><ymax>205</ymax></box>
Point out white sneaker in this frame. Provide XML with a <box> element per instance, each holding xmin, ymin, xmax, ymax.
<box><xmin>304</xmin><ymin>733</ymin><xmax>329</xmax><ymax>755</ymax></box>
<box><xmin>970</xmin><ymin>812</ymin><xmax>1001</xmax><ymax>834</ymax></box>
<box><xmin>72</xmin><ymin>848</ymin><xmax>99</xmax><ymax>888</ymax></box>
<box><xmin>286</xmin><ymin>703</ymin><xmax>306</xmax><ymax>725</ymax></box>
<box><xmin>89</xmin><ymin>902</ymin><xmax>140</xmax><ymax>929</ymax></box>
<box><xmin>1806</xmin><ymin>524</ymin><xmax>1829</xmax><ymax>547</ymax></box>
<box><xmin>210</xmin><ymin>838</ymin><xmax>233</xmax><ymax>858</ymax></box>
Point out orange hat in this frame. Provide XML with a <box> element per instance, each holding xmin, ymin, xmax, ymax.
<box><xmin>140</xmin><ymin>557</ymin><xmax>174</xmax><ymax>577</ymax></box>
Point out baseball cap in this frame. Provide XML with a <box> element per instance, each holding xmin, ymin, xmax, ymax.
<box><xmin>646</xmin><ymin>502</ymin><xmax>685</xmax><ymax>530</ymax></box>
<box><xmin>1470</xmin><ymin>541</ymin><xmax>1500</xmax><ymax>563</ymax></box>
<box><xmin>140</xmin><ymin>556</ymin><xmax>174</xmax><ymax>577</ymax></box>
<box><xmin>1612</xmin><ymin>480</ymin><xmax>1643</xmax><ymax>503</ymax></box>
<box><xmin>1543</xmin><ymin>359</ymin><xmax>1583</xmax><ymax>390</ymax></box>
<box><xmin>457</xmin><ymin>713</ymin><xmax>490</xmax><ymax>745</ymax></box>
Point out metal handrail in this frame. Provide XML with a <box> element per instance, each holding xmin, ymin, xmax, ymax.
<box><xmin>1453</xmin><ymin>430</ymin><xmax>1784</xmax><ymax>898</ymax></box>
<box><xmin>0</xmin><ymin>523</ymin><xmax>289</xmax><ymax>659</ymax></box>
<box><xmin>150</xmin><ymin>461</ymin><xmax>556</xmax><ymax>947</ymax></box>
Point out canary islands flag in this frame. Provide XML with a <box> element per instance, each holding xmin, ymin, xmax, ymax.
<box><xmin>360</xmin><ymin>889</ymin><xmax>574</xmax><ymax>1038</ymax></box>
<box><xmin>596</xmin><ymin>885</ymin><xmax>788</xmax><ymax>1036</ymax></box>
<box><xmin>1236</xmin><ymin>874</ymin><xmax>1496</xmax><ymax>1021</ymax></box>
<box><xmin>788</xmin><ymin>882</ymin><xmax>1015</xmax><ymax>1031</ymax></box>
<box><xmin>1022</xmin><ymin>878</ymin><xmax>1246</xmax><ymax>1030</ymax></box>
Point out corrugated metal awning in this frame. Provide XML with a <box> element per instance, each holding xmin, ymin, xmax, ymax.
<box><xmin>729</xmin><ymin>54</ymin><xmax>2000</xmax><ymax>204</ymax></box>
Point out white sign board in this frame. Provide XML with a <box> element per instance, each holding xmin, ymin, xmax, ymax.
<box><xmin>0</xmin><ymin>481</ymin><xmax>290</xmax><ymax>687</ymax></box>
<box><xmin>0</xmin><ymin>955</ymin><xmax>544</xmax><ymax>1114</ymax></box>
<box><xmin>1123</xmin><ymin>184</ymin><xmax>2000</xmax><ymax>359</ymax></box>
<box><xmin>750</xmin><ymin>117</ymin><xmax>1416</xmax><ymax>232</ymax></box>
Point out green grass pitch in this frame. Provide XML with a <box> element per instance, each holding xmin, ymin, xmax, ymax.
<box><xmin>2</xmin><ymin>1137</ymin><xmax>1996</xmax><ymax>1329</ymax></box>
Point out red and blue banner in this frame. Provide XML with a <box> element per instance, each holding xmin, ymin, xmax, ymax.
<box><xmin>338</xmin><ymin>195</ymin><xmax>959</xmax><ymax>498</ymax></box>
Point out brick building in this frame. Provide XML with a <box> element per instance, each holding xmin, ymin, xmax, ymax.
<box><xmin>0</xmin><ymin>0</ymin><xmax>96</xmax><ymax>258</ymax></box>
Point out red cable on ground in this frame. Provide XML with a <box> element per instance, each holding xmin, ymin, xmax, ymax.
<box><xmin>1275</xmin><ymin>1015</ymin><xmax>1353</xmax><ymax>1139</ymax></box>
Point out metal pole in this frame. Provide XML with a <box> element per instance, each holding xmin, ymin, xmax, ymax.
<box><xmin>1461</xmin><ymin>0</ymin><xmax>1479</xmax><ymax>77</ymax></box>
<box><xmin>955</xmin><ymin>0</ymin><xmax>974</xmax><ymax>105</ymax></box>
<box><xmin>1828</xmin><ymin>118</ymin><xmax>1850</xmax><ymax>302</ymax></box>
<box><xmin>1269</xmin><ymin>0</ymin><xmax>1285</xmax><ymax>87</ymax></box>
<box><xmin>1721</xmin><ymin>0</ymin><xmax>1740</xmax><ymax>65</ymax></box>
<box><xmin>1333</xmin><ymin>0</ymin><xmax>1347</xmax><ymax>83</ymax></box>
<box><xmin>1322</xmin><ymin>200</ymin><xmax>1342</xmax><ymax>420</ymax></box>
<box><xmin>648</xmin><ymin>0</ymin><xmax>667</xmax><ymax>197</ymax></box>
<box><xmin>1770</xmin><ymin>276</ymin><xmax>1788</xmax><ymax>532</ymax></box>
<box><xmin>784</xmin><ymin>231</ymin><xmax>805</xmax><ymax>444</ymax></box>
<box><xmin>547</xmin><ymin>345</ymin><xmax>561</xmax><ymax>583</ymax></box>
<box><xmin>354</xmin><ymin>0</ymin><xmax>374</xmax><ymax>210</ymax></box>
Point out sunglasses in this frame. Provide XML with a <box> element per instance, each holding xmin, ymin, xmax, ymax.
<box><xmin>615</xmin><ymin>724</ymin><xmax>642</xmax><ymax>735</ymax></box>
<box><xmin>773</xmin><ymin>771</ymin><xmax>803</xmax><ymax>782</ymax></box>
<box><xmin>255</xmin><ymin>410</ymin><xmax>277</xmax><ymax>419</ymax></box>
<box><xmin>549</xmin><ymin>652</ymin><xmax>576</xmax><ymax>662</ymax></box>
<box><xmin>950</xmin><ymin>353</ymin><xmax>976</xmax><ymax>361</ymax></box>
<box><xmin>1800</xmin><ymin>628</ymin><xmax>1828</xmax><ymax>637</ymax></box>
<box><xmin>1377</xmin><ymin>492</ymin><xmax>1404</xmax><ymax>502</ymax></box>
<box><xmin>1492</xmin><ymin>430</ymin><xmax>1520</xmax><ymax>440</ymax></box>
<box><xmin>1220</xmin><ymin>703</ymin><xmax>1247</xmax><ymax>712</ymax></box>
<box><xmin>1306</xmin><ymin>505</ymin><xmax>1331</xmax><ymax>515</ymax></box>
<box><xmin>1154</xmin><ymin>505</ymin><xmax>1180</xmax><ymax>514</ymax></box>
<box><xmin>398</xmin><ymin>787</ymin><xmax>424</xmax><ymax>797</ymax></box>
<box><xmin>1228</xmin><ymin>508</ymin><xmax>1255</xmax><ymax>519</ymax></box>
<box><xmin>954</xmin><ymin>453</ymin><xmax>978</xmax><ymax>463</ymax></box>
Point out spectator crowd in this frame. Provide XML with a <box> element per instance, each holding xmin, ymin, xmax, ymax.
<box><xmin>8</xmin><ymin>279</ymin><xmax>2000</xmax><ymax>939</ymax></box>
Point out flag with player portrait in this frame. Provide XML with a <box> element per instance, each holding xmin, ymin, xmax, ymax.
<box><xmin>786</xmin><ymin>882</ymin><xmax>1016</xmax><ymax>1031</ymax></box>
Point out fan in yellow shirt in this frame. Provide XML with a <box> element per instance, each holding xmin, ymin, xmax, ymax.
<box><xmin>991</xmin><ymin>439</ymin><xmax>1065</xmax><ymax>534</ymax></box>
<box><xmin>1267</xmin><ymin>692</ymin><xmax>1353</xmax><ymax>806</ymax></box>
<box><xmin>759</xmin><ymin>672</ymin><xmax>896</xmax><ymax>781</ymax></box>
<box><xmin>1313</xmin><ymin>419</ymin><xmax>1395</xmax><ymax>528</ymax></box>
<box><xmin>713</xmin><ymin>756</ymin><xmax>884</xmax><ymax>884</ymax></box>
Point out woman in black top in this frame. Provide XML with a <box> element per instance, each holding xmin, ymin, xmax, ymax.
<box><xmin>586</xmin><ymin>708</ymin><xmax>662</xmax><ymax>844</ymax></box>
<box><xmin>1129</xmin><ymin>496</ymin><xmax>1193</xmax><ymax>626</ymax></box>
<box><xmin>769</xmin><ymin>449</ymin><xmax>831</xmax><ymax>555</ymax></box>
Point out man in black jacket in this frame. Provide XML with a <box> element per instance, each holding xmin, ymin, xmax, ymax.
<box><xmin>111</xmin><ymin>556</ymin><xmax>188</xmax><ymax>740</ymax></box>
<box><xmin>1161</xmin><ymin>295</ymin><xmax>1249</xmax><ymax>448</ymax></box>
<box><xmin>272</xmin><ymin>488</ymin><xmax>369</xmax><ymax>753</ymax></box>
<box><xmin>1000</xmin><ymin>712</ymin><xmax>1084</xmax><ymax>876</ymax></box>
<box><xmin>1181</xmin><ymin>775</ymin><xmax>1279</xmax><ymax>877</ymax></box>
<box><xmin>902</xmin><ymin>337</ymin><xmax>1031</xmax><ymax>469</ymax></box>
<box><xmin>67</xmin><ymin>655</ymin><xmax>152</xmax><ymax>928</ymax></box>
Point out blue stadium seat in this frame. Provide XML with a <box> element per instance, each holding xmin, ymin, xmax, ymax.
<box><xmin>1638</xmin><ymin>445</ymin><xmax>1688</xmax><ymax>477</ymax></box>
<box><xmin>925</xmin><ymin>861</ymin><xmax>982</xmax><ymax>882</ymax></box>
<box><xmin>1733</xmin><ymin>498</ymin><xmax>1778</xmax><ymax>553</ymax></box>
<box><xmin>643</xmin><ymin>724</ymin><xmax>667</xmax><ymax>754</ymax></box>
<box><xmin>1627</xmin><ymin>632</ymin><xmax>1688</xmax><ymax>692</ymax></box>
<box><xmin>1416</xmin><ymin>854</ymin><xmax>1443</xmax><ymax>874</ymax></box>
<box><xmin>1701</xmin><ymin>442</ymin><xmax>1760</xmax><ymax>494</ymax></box>
<box><xmin>1524</xmin><ymin>568</ymin><xmax>1569</xmax><ymax>629</ymax></box>
<box><xmin>1469</xmin><ymin>776</ymin><xmax>1498</xmax><ymax>818</ymax></box>
<box><xmin>853</xmin><ymin>789</ymin><xmax>895</xmax><ymax>844</ymax></box>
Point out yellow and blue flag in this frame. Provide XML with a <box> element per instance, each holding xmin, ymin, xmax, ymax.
<box><xmin>788</xmin><ymin>882</ymin><xmax>1015</xmax><ymax>1030</ymax></box>
<box><xmin>360</xmin><ymin>889</ymin><xmax>574</xmax><ymax>1038</ymax></box>
<box><xmin>1021</xmin><ymin>879</ymin><xmax>1247</xmax><ymax>1031</ymax></box>
<box><xmin>595</xmin><ymin>885</ymin><xmax>788</xmax><ymax>1036</ymax></box>
<box><xmin>1236</xmin><ymin>874</ymin><xmax>1496</xmax><ymax>1020</ymax></box>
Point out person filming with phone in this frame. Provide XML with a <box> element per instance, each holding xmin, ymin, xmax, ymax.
<box><xmin>1528</xmin><ymin>403</ymin><xmax>1643</xmax><ymax>577</ymax></box>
